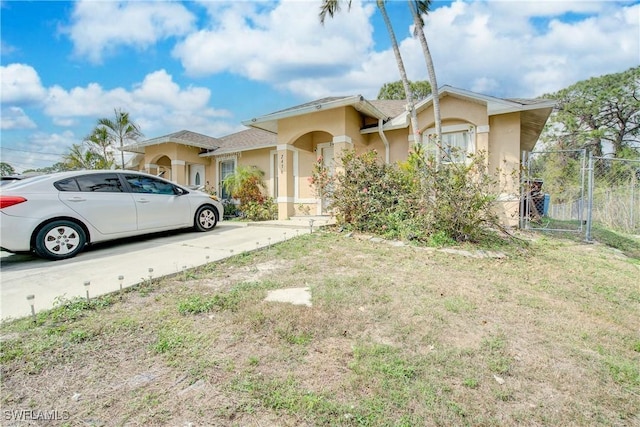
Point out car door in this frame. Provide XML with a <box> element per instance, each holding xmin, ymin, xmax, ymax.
<box><xmin>123</xmin><ymin>174</ymin><xmax>192</xmax><ymax>230</ymax></box>
<box><xmin>56</xmin><ymin>173</ymin><xmax>138</xmax><ymax>234</ymax></box>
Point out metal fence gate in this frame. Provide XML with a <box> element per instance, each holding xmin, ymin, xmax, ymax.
<box><xmin>521</xmin><ymin>149</ymin><xmax>587</xmax><ymax>232</ymax></box>
<box><xmin>521</xmin><ymin>150</ymin><xmax>640</xmax><ymax>239</ymax></box>
<box><xmin>587</xmin><ymin>155</ymin><xmax>640</xmax><ymax>238</ymax></box>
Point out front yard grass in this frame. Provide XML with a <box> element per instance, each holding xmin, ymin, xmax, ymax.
<box><xmin>1</xmin><ymin>230</ymin><xmax>639</xmax><ymax>426</ymax></box>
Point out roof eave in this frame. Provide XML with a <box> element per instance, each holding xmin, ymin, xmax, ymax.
<box><xmin>243</xmin><ymin>95</ymin><xmax>388</xmax><ymax>132</ymax></box>
<box><xmin>122</xmin><ymin>137</ymin><xmax>219</xmax><ymax>152</ymax></box>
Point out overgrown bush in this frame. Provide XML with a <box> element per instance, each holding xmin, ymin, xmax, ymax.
<box><xmin>311</xmin><ymin>147</ymin><xmax>505</xmax><ymax>244</ymax></box>
<box><xmin>242</xmin><ymin>198</ymin><xmax>278</xmax><ymax>221</ymax></box>
<box><xmin>222</xmin><ymin>166</ymin><xmax>277</xmax><ymax>221</ymax></box>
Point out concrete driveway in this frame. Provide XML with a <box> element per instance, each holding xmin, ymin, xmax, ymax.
<box><xmin>1</xmin><ymin>220</ymin><xmax>323</xmax><ymax>321</ymax></box>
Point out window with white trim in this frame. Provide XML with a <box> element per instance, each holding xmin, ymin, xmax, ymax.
<box><xmin>219</xmin><ymin>159</ymin><xmax>235</xmax><ymax>200</ymax></box>
<box><xmin>423</xmin><ymin>124</ymin><xmax>475</xmax><ymax>163</ymax></box>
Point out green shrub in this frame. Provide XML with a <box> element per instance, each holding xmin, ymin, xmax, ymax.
<box><xmin>242</xmin><ymin>198</ymin><xmax>278</xmax><ymax>221</ymax></box>
<box><xmin>221</xmin><ymin>166</ymin><xmax>278</xmax><ymax>221</ymax></box>
<box><xmin>314</xmin><ymin>147</ymin><xmax>506</xmax><ymax>244</ymax></box>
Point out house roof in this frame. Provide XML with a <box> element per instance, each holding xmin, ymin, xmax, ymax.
<box><xmin>242</xmin><ymin>95</ymin><xmax>391</xmax><ymax>133</ymax></box>
<box><xmin>378</xmin><ymin>85</ymin><xmax>556</xmax><ymax>130</ymax></box>
<box><xmin>122</xmin><ymin>130</ymin><xmax>222</xmax><ymax>153</ymax></box>
<box><xmin>200</xmin><ymin>128</ymin><xmax>277</xmax><ymax>157</ymax></box>
<box><xmin>125</xmin><ymin>86</ymin><xmax>555</xmax><ymax>158</ymax></box>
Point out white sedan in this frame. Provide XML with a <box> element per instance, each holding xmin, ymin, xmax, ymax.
<box><xmin>0</xmin><ymin>170</ymin><xmax>224</xmax><ymax>260</ymax></box>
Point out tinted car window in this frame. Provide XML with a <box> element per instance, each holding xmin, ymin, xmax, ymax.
<box><xmin>124</xmin><ymin>175</ymin><xmax>178</xmax><ymax>195</ymax></box>
<box><xmin>54</xmin><ymin>178</ymin><xmax>81</xmax><ymax>192</ymax></box>
<box><xmin>69</xmin><ymin>174</ymin><xmax>124</xmax><ymax>192</ymax></box>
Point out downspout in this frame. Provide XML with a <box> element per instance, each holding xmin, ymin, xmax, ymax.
<box><xmin>378</xmin><ymin>118</ymin><xmax>390</xmax><ymax>164</ymax></box>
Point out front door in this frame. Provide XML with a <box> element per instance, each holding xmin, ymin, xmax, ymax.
<box><xmin>189</xmin><ymin>164</ymin><xmax>205</xmax><ymax>188</ymax></box>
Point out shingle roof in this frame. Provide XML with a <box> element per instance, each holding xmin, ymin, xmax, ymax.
<box><xmin>368</xmin><ymin>99</ymin><xmax>407</xmax><ymax>119</ymax></box>
<box><xmin>202</xmin><ymin>128</ymin><xmax>277</xmax><ymax>156</ymax></box>
<box><xmin>271</xmin><ymin>96</ymin><xmax>351</xmax><ymax>115</ymax></box>
<box><xmin>122</xmin><ymin>129</ymin><xmax>221</xmax><ymax>153</ymax></box>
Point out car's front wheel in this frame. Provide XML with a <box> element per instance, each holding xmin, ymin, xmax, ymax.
<box><xmin>34</xmin><ymin>220</ymin><xmax>86</xmax><ymax>260</ymax></box>
<box><xmin>194</xmin><ymin>205</ymin><xmax>218</xmax><ymax>231</ymax></box>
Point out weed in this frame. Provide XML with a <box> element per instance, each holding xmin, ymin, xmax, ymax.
<box><xmin>443</xmin><ymin>296</ymin><xmax>476</xmax><ymax>313</ymax></box>
<box><xmin>462</xmin><ymin>377</ymin><xmax>479</xmax><ymax>388</ymax></box>
<box><xmin>177</xmin><ymin>292</ymin><xmax>240</xmax><ymax>315</ymax></box>
<box><xmin>152</xmin><ymin>324</ymin><xmax>194</xmax><ymax>355</ymax></box>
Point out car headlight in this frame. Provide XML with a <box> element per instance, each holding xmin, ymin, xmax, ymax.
<box><xmin>209</xmin><ymin>195</ymin><xmax>219</xmax><ymax>201</ymax></box>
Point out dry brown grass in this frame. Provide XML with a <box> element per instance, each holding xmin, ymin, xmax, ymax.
<box><xmin>1</xmin><ymin>230</ymin><xmax>639</xmax><ymax>426</ymax></box>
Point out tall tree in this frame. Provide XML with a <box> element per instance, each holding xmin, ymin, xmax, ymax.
<box><xmin>378</xmin><ymin>80</ymin><xmax>431</xmax><ymax>100</ymax></box>
<box><xmin>0</xmin><ymin>162</ymin><xmax>15</xmax><ymax>176</ymax></box>
<box><xmin>320</xmin><ymin>0</ymin><xmax>421</xmax><ymax>144</ymax></box>
<box><xmin>84</xmin><ymin>126</ymin><xmax>115</xmax><ymax>168</ymax></box>
<box><xmin>544</xmin><ymin>66</ymin><xmax>640</xmax><ymax>158</ymax></box>
<box><xmin>62</xmin><ymin>143</ymin><xmax>110</xmax><ymax>170</ymax></box>
<box><xmin>409</xmin><ymin>0</ymin><xmax>442</xmax><ymax>155</ymax></box>
<box><xmin>97</xmin><ymin>108</ymin><xmax>143</xmax><ymax>169</ymax></box>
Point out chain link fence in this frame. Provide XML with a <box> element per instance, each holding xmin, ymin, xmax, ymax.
<box><xmin>587</xmin><ymin>156</ymin><xmax>640</xmax><ymax>236</ymax></box>
<box><xmin>521</xmin><ymin>150</ymin><xmax>640</xmax><ymax>238</ymax></box>
<box><xmin>521</xmin><ymin>149</ymin><xmax>587</xmax><ymax>232</ymax></box>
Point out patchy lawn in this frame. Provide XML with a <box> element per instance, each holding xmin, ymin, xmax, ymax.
<box><xmin>1</xmin><ymin>231</ymin><xmax>639</xmax><ymax>426</ymax></box>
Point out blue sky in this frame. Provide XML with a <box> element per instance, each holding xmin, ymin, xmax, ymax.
<box><xmin>1</xmin><ymin>0</ymin><xmax>639</xmax><ymax>172</ymax></box>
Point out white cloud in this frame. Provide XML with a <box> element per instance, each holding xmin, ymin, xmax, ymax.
<box><xmin>1</xmin><ymin>131</ymin><xmax>76</xmax><ymax>173</ymax></box>
<box><xmin>170</xmin><ymin>0</ymin><xmax>639</xmax><ymax>102</ymax></box>
<box><xmin>0</xmin><ymin>63</ymin><xmax>47</xmax><ymax>104</ymax></box>
<box><xmin>65</xmin><ymin>0</ymin><xmax>196</xmax><ymax>64</ymax></box>
<box><xmin>132</xmin><ymin>70</ymin><xmax>213</xmax><ymax>110</ymax></box>
<box><xmin>41</xmin><ymin>69</ymin><xmax>234</xmax><ymax>137</ymax></box>
<box><xmin>402</xmin><ymin>0</ymin><xmax>640</xmax><ymax>98</ymax></box>
<box><xmin>0</xmin><ymin>106</ymin><xmax>37</xmax><ymax>130</ymax></box>
<box><xmin>0</xmin><ymin>41</ymin><xmax>17</xmax><ymax>56</ymax></box>
<box><xmin>172</xmin><ymin>1</ymin><xmax>376</xmax><ymax>82</ymax></box>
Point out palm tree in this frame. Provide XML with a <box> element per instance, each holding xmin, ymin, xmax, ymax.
<box><xmin>320</xmin><ymin>0</ymin><xmax>421</xmax><ymax>144</ymax></box>
<box><xmin>409</xmin><ymin>0</ymin><xmax>442</xmax><ymax>158</ymax></box>
<box><xmin>221</xmin><ymin>165</ymin><xmax>267</xmax><ymax>206</ymax></box>
<box><xmin>97</xmin><ymin>108</ymin><xmax>143</xmax><ymax>169</ymax></box>
<box><xmin>84</xmin><ymin>126</ymin><xmax>114</xmax><ymax>169</ymax></box>
<box><xmin>63</xmin><ymin>143</ymin><xmax>109</xmax><ymax>170</ymax></box>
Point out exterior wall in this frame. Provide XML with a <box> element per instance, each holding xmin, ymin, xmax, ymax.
<box><xmin>489</xmin><ymin>112</ymin><xmax>522</xmax><ymax>225</ymax></box>
<box><xmin>417</xmin><ymin>96</ymin><xmax>488</xmax><ymax>132</ymax></box>
<box><xmin>365</xmin><ymin>128</ymin><xmax>411</xmax><ymax>164</ymax></box>
<box><xmin>237</xmin><ymin>148</ymin><xmax>271</xmax><ymax>173</ymax></box>
<box><xmin>139</xmin><ymin>143</ymin><xmax>212</xmax><ymax>186</ymax></box>
<box><xmin>276</xmin><ymin>107</ymin><xmax>368</xmax><ymax>219</ymax></box>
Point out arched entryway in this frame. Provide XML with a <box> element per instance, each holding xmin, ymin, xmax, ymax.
<box><xmin>291</xmin><ymin>131</ymin><xmax>333</xmax><ymax>215</ymax></box>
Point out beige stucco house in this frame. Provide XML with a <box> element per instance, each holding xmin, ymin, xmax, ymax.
<box><xmin>122</xmin><ymin>85</ymin><xmax>555</xmax><ymax>225</ymax></box>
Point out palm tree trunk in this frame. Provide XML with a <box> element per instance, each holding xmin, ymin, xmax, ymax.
<box><xmin>409</xmin><ymin>1</ymin><xmax>442</xmax><ymax>166</ymax></box>
<box><xmin>120</xmin><ymin>139</ymin><xmax>125</xmax><ymax>169</ymax></box>
<box><xmin>377</xmin><ymin>0</ymin><xmax>420</xmax><ymax>146</ymax></box>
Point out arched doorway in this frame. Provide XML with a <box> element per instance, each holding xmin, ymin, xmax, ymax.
<box><xmin>292</xmin><ymin>131</ymin><xmax>333</xmax><ymax>215</ymax></box>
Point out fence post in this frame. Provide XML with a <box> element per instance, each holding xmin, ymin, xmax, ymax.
<box><xmin>520</xmin><ymin>151</ymin><xmax>527</xmax><ymax>229</ymax></box>
<box><xmin>585</xmin><ymin>152</ymin><xmax>594</xmax><ymax>242</ymax></box>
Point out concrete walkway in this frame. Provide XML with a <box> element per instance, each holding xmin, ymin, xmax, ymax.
<box><xmin>0</xmin><ymin>216</ymin><xmax>334</xmax><ymax>321</ymax></box>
